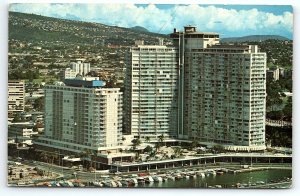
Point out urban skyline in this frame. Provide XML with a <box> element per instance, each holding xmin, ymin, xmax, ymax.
<box><xmin>7</xmin><ymin>4</ymin><xmax>293</xmax><ymax>189</ymax></box>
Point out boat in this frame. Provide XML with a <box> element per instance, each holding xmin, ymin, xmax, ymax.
<box><xmin>110</xmin><ymin>181</ymin><xmax>118</xmax><ymax>187</ymax></box>
<box><xmin>115</xmin><ymin>181</ymin><xmax>122</xmax><ymax>187</ymax></box>
<box><xmin>93</xmin><ymin>181</ymin><xmax>103</xmax><ymax>187</ymax></box>
<box><xmin>167</xmin><ymin>175</ymin><xmax>175</xmax><ymax>180</ymax></box>
<box><xmin>216</xmin><ymin>171</ymin><xmax>224</xmax><ymax>175</ymax></box>
<box><xmin>120</xmin><ymin>180</ymin><xmax>129</xmax><ymax>187</ymax></box>
<box><xmin>102</xmin><ymin>181</ymin><xmax>112</xmax><ymax>187</ymax></box>
<box><xmin>145</xmin><ymin>176</ymin><xmax>154</xmax><ymax>183</ymax></box>
<box><xmin>137</xmin><ymin>177</ymin><xmax>145</xmax><ymax>184</ymax></box>
<box><xmin>130</xmin><ymin>178</ymin><xmax>138</xmax><ymax>185</ymax></box>
<box><xmin>175</xmin><ymin>174</ymin><xmax>183</xmax><ymax>180</ymax></box>
<box><xmin>206</xmin><ymin>169</ymin><xmax>216</xmax><ymax>176</ymax></box>
<box><xmin>153</xmin><ymin>176</ymin><xmax>163</xmax><ymax>182</ymax></box>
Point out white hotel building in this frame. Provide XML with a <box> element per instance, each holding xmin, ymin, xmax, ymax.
<box><xmin>125</xmin><ymin>26</ymin><xmax>267</xmax><ymax>150</ymax></box>
<box><xmin>35</xmin><ymin>77</ymin><xmax>123</xmax><ymax>154</ymax></box>
<box><xmin>124</xmin><ymin>44</ymin><xmax>179</xmax><ymax>141</ymax></box>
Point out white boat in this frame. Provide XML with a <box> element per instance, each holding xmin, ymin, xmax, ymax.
<box><xmin>116</xmin><ymin>181</ymin><xmax>122</xmax><ymax>187</ymax></box>
<box><xmin>146</xmin><ymin>176</ymin><xmax>154</xmax><ymax>182</ymax></box>
<box><xmin>130</xmin><ymin>178</ymin><xmax>138</xmax><ymax>184</ymax></box>
<box><xmin>110</xmin><ymin>181</ymin><xmax>118</xmax><ymax>187</ymax></box>
<box><xmin>167</xmin><ymin>175</ymin><xmax>175</xmax><ymax>180</ymax></box>
<box><xmin>93</xmin><ymin>182</ymin><xmax>103</xmax><ymax>187</ymax></box>
<box><xmin>153</xmin><ymin>176</ymin><xmax>163</xmax><ymax>182</ymax></box>
<box><xmin>206</xmin><ymin>169</ymin><xmax>216</xmax><ymax>176</ymax></box>
<box><xmin>137</xmin><ymin>177</ymin><xmax>145</xmax><ymax>184</ymax></box>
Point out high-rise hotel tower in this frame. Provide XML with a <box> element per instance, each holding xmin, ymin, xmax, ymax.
<box><xmin>124</xmin><ymin>42</ymin><xmax>178</xmax><ymax>141</ymax></box>
<box><xmin>125</xmin><ymin>26</ymin><xmax>266</xmax><ymax>150</ymax></box>
<box><xmin>35</xmin><ymin>77</ymin><xmax>123</xmax><ymax>154</ymax></box>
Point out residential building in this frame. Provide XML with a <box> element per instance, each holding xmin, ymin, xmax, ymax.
<box><xmin>70</xmin><ymin>59</ymin><xmax>90</xmax><ymax>76</ymax></box>
<box><xmin>125</xmin><ymin>26</ymin><xmax>266</xmax><ymax>150</ymax></box>
<box><xmin>35</xmin><ymin>77</ymin><xmax>123</xmax><ymax>154</ymax></box>
<box><xmin>8</xmin><ymin>80</ymin><xmax>25</xmax><ymax>113</ymax></box>
<box><xmin>124</xmin><ymin>43</ymin><xmax>179</xmax><ymax>141</ymax></box>
<box><xmin>60</xmin><ymin>68</ymin><xmax>78</xmax><ymax>80</ymax></box>
<box><xmin>60</xmin><ymin>59</ymin><xmax>91</xmax><ymax>80</ymax></box>
<box><xmin>171</xmin><ymin>26</ymin><xmax>266</xmax><ymax>150</ymax></box>
<box><xmin>267</xmin><ymin>66</ymin><xmax>280</xmax><ymax>81</ymax></box>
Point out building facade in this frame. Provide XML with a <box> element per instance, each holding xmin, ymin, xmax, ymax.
<box><xmin>124</xmin><ymin>44</ymin><xmax>179</xmax><ymax>141</ymax></box>
<box><xmin>60</xmin><ymin>59</ymin><xmax>91</xmax><ymax>80</ymax></box>
<box><xmin>125</xmin><ymin>26</ymin><xmax>266</xmax><ymax>150</ymax></box>
<box><xmin>70</xmin><ymin>59</ymin><xmax>90</xmax><ymax>77</ymax></box>
<box><xmin>172</xmin><ymin>26</ymin><xmax>267</xmax><ymax>150</ymax></box>
<box><xmin>8</xmin><ymin>80</ymin><xmax>25</xmax><ymax>113</ymax></box>
<box><xmin>35</xmin><ymin>77</ymin><xmax>123</xmax><ymax>154</ymax></box>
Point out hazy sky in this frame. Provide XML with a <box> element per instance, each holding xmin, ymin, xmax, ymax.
<box><xmin>9</xmin><ymin>3</ymin><xmax>293</xmax><ymax>39</ymax></box>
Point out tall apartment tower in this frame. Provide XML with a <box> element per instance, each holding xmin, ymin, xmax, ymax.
<box><xmin>124</xmin><ymin>43</ymin><xmax>178</xmax><ymax>141</ymax></box>
<box><xmin>35</xmin><ymin>77</ymin><xmax>123</xmax><ymax>154</ymax></box>
<box><xmin>70</xmin><ymin>59</ymin><xmax>91</xmax><ymax>76</ymax></box>
<box><xmin>171</xmin><ymin>26</ymin><xmax>266</xmax><ymax>150</ymax></box>
<box><xmin>8</xmin><ymin>80</ymin><xmax>25</xmax><ymax>113</ymax></box>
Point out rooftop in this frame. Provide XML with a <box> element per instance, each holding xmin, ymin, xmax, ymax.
<box><xmin>64</xmin><ymin>77</ymin><xmax>106</xmax><ymax>88</ymax></box>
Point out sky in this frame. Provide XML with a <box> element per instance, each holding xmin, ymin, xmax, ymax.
<box><xmin>8</xmin><ymin>3</ymin><xmax>294</xmax><ymax>39</ymax></box>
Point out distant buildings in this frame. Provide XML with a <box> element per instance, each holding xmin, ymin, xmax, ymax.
<box><xmin>267</xmin><ymin>67</ymin><xmax>280</xmax><ymax>81</ymax></box>
<box><xmin>8</xmin><ymin>80</ymin><xmax>25</xmax><ymax>113</ymax></box>
<box><xmin>125</xmin><ymin>26</ymin><xmax>267</xmax><ymax>150</ymax></box>
<box><xmin>267</xmin><ymin>66</ymin><xmax>292</xmax><ymax>81</ymax></box>
<box><xmin>60</xmin><ymin>59</ymin><xmax>91</xmax><ymax>80</ymax></box>
<box><xmin>8</xmin><ymin>122</ymin><xmax>38</xmax><ymax>145</ymax></box>
<box><xmin>35</xmin><ymin>77</ymin><xmax>123</xmax><ymax>154</ymax></box>
<box><xmin>70</xmin><ymin>59</ymin><xmax>90</xmax><ymax>76</ymax></box>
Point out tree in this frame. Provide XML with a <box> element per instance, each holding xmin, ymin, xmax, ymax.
<box><xmin>212</xmin><ymin>145</ymin><xmax>225</xmax><ymax>153</ymax></box>
<box><xmin>173</xmin><ymin>147</ymin><xmax>182</xmax><ymax>158</ymax></box>
<box><xmin>189</xmin><ymin>139</ymin><xmax>198</xmax><ymax>150</ymax></box>
<box><xmin>282</xmin><ymin>96</ymin><xmax>292</xmax><ymax>121</ymax></box>
<box><xmin>158</xmin><ymin>134</ymin><xmax>165</xmax><ymax>146</ymax></box>
<box><xmin>144</xmin><ymin>145</ymin><xmax>153</xmax><ymax>153</ymax></box>
<box><xmin>121</xmin><ymin>136</ymin><xmax>126</xmax><ymax>144</ymax></box>
<box><xmin>131</xmin><ymin>138</ymin><xmax>141</xmax><ymax>150</ymax></box>
<box><xmin>145</xmin><ymin>136</ymin><xmax>150</xmax><ymax>143</ymax></box>
<box><xmin>12</xmin><ymin>114</ymin><xmax>22</xmax><ymax>122</ymax></box>
<box><xmin>33</xmin><ymin>97</ymin><xmax>44</xmax><ymax>111</ymax></box>
<box><xmin>81</xmin><ymin>149</ymin><xmax>92</xmax><ymax>170</ymax></box>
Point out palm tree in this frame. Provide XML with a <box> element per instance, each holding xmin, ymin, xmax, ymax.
<box><xmin>155</xmin><ymin>142</ymin><xmax>161</xmax><ymax>152</ymax></box>
<box><xmin>173</xmin><ymin>147</ymin><xmax>182</xmax><ymax>158</ymax></box>
<box><xmin>50</xmin><ymin>152</ymin><xmax>59</xmax><ymax>165</ymax></box>
<box><xmin>122</xmin><ymin>136</ymin><xmax>126</xmax><ymax>144</ymax></box>
<box><xmin>41</xmin><ymin>152</ymin><xmax>49</xmax><ymax>163</ymax></box>
<box><xmin>158</xmin><ymin>134</ymin><xmax>165</xmax><ymax>146</ymax></box>
<box><xmin>131</xmin><ymin>138</ymin><xmax>141</xmax><ymax>150</ymax></box>
<box><xmin>145</xmin><ymin>136</ymin><xmax>150</xmax><ymax>143</ymax></box>
<box><xmin>81</xmin><ymin>149</ymin><xmax>92</xmax><ymax>170</ymax></box>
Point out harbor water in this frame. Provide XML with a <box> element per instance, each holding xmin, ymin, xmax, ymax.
<box><xmin>141</xmin><ymin>169</ymin><xmax>292</xmax><ymax>188</ymax></box>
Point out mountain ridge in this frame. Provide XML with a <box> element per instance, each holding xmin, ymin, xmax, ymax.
<box><xmin>221</xmin><ymin>35</ymin><xmax>290</xmax><ymax>42</ymax></box>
